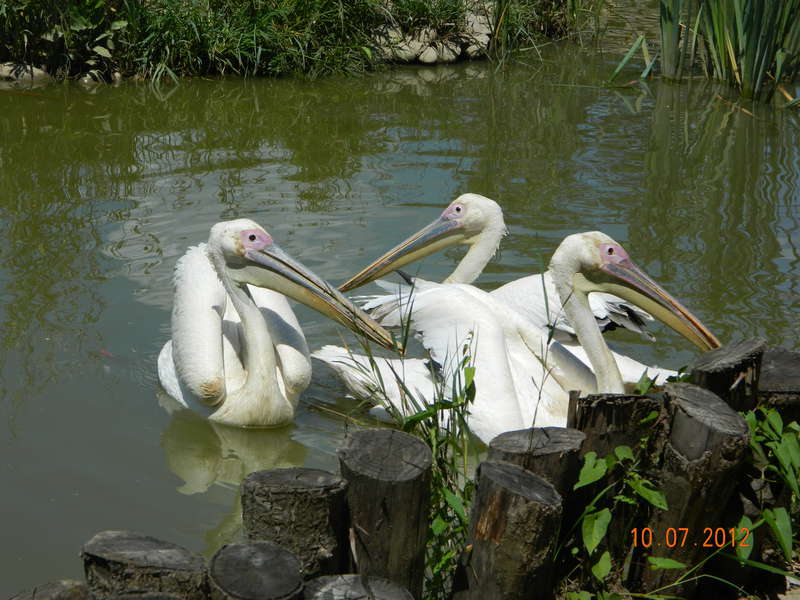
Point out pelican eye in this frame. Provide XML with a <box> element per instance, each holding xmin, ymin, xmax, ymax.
<box><xmin>241</xmin><ymin>229</ymin><xmax>272</xmax><ymax>250</ymax></box>
<box><xmin>607</xmin><ymin>247</ymin><xmax>614</xmax><ymax>255</ymax></box>
<box><xmin>455</xmin><ymin>205</ymin><xmax>462</xmax><ymax>213</ymax></box>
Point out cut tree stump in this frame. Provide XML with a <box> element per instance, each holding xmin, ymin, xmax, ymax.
<box><xmin>9</xmin><ymin>580</ymin><xmax>88</xmax><ymax>600</ymax></box>
<box><xmin>758</xmin><ymin>346</ymin><xmax>800</xmax><ymax>424</ymax></box>
<box><xmin>208</xmin><ymin>541</ymin><xmax>303</xmax><ymax>600</ymax></box>
<box><xmin>303</xmin><ymin>575</ymin><xmax>413</xmax><ymax>599</ymax></box>
<box><xmin>690</xmin><ymin>338</ymin><xmax>766</xmax><ymax>411</ymax></box>
<box><xmin>457</xmin><ymin>461</ymin><xmax>562</xmax><ymax>600</ymax></box>
<box><xmin>630</xmin><ymin>383</ymin><xmax>749</xmax><ymax>598</ymax></box>
<box><xmin>107</xmin><ymin>595</ymin><xmax>186</xmax><ymax>599</ymax></box>
<box><xmin>487</xmin><ymin>427</ymin><xmax>585</xmax><ymax>497</ymax></box>
<box><xmin>81</xmin><ymin>531</ymin><xmax>206</xmax><ymax>599</ymax></box>
<box><xmin>242</xmin><ymin>467</ymin><xmax>349</xmax><ymax>578</ymax></box>
<box><xmin>567</xmin><ymin>393</ymin><xmax>666</xmax><ymax>461</ymax></box>
<box><xmin>337</xmin><ymin>429</ymin><xmax>432</xmax><ymax>599</ymax></box>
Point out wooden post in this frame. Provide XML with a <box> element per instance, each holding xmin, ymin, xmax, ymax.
<box><xmin>568</xmin><ymin>393</ymin><xmax>666</xmax><ymax>461</ymax></box>
<box><xmin>487</xmin><ymin>427</ymin><xmax>585</xmax><ymax>497</ymax></box>
<box><xmin>303</xmin><ymin>575</ymin><xmax>414</xmax><ymax>599</ymax></box>
<box><xmin>337</xmin><ymin>429</ymin><xmax>432</xmax><ymax>599</ymax></box>
<box><xmin>630</xmin><ymin>383</ymin><xmax>749</xmax><ymax>597</ymax></box>
<box><xmin>457</xmin><ymin>461</ymin><xmax>562</xmax><ymax>600</ymax></box>
<box><xmin>107</xmin><ymin>595</ymin><xmax>185</xmax><ymax>599</ymax></box>
<box><xmin>690</xmin><ymin>338</ymin><xmax>766</xmax><ymax>411</ymax></box>
<box><xmin>241</xmin><ymin>467</ymin><xmax>349</xmax><ymax>578</ymax></box>
<box><xmin>758</xmin><ymin>347</ymin><xmax>800</xmax><ymax>424</ymax></box>
<box><xmin>9</xmin><ymin>580</ymin><xmax>88</xmax><ymax>600</ymax></box>
<box><xmin>208</xmin><ymin>541</ymin><xmax>303</xmax><ymax>600</ymax></box>
<box><xmin>81</xmin><ymin>531</ymin><xmax>207</xmax><ymax>599</ymax></box>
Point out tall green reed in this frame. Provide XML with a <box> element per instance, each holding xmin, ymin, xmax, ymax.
<box><xmin>650</xmin><ymin>0</ymin><xmax>800</xmax><ymax>101</ymax></box>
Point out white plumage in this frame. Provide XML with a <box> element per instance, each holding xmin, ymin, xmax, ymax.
<box><xmin>158</xmin><ymin>219</ymin><xmax>395</xmax><ymax>428</ymax></box>
<box><xmin>315</xmin><ymin>231</ymin><xmax>720</xmax><ymax>445</ymax></box>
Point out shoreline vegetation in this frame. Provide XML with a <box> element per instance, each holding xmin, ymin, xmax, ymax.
<box><xmin>0</xmin><ymin>0</ymin><xmax>582</xmax><ymax>84</ymax></box>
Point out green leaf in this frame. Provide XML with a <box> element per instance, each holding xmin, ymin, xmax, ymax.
<box><xmin>638</xmin><ymin>410</ymin><xmax>659</xmax><ymax>425</ymax></box>
<box><xmin>443</xmin><ymin>489</ymin><xmax>466</xmax><ymax>523</ymax></box>
<box><xmin>431</xmin><ymin>515</ymin><xmax>447</xmax><ymax>536</ymax></box>
<box><xmin>361</xmin><ymin>46</ymin><xmax>373</xmax><ymax>60</ymax></box>
<box><xmin>762</xmin><ymin>507</ymin><xmax>792</xmax><ymax>561</ymax></box>
<box><xmin>648</xmin><ymin>556</ymin><xmax>687</xmax><ymax>570</ymax></box>
<box><xmin>609</xmin><ymin>34</ymin><xmax>645</xmax><ymax>83</ymax></box>
<box><xmin>735</xmin><ymin>515</ymin><xmax>754</xmax><ymax>561</ymax></box>
<box><xmin>566</xmin><ymin>592</ymin><xmax>592</xmax><ymax>600</ymax></box>
<box><xmin>93</xmin><ymin>45</ymin><xmax>112</xmax><ymax>58</ymax></box>
<box><xmin>574</xmin><ymin>452</ymin><xmax>607</xmax><ymax>490</ymax></box>
<box><xmin>591</xmin><ymin>550</ymin><xmax>612</xmax><ymax>580</ymax></box>
<box><xmin>627</xmin><ymin>477</ymin><xmax>668</xmax><ymax>510</ymax></box>
<box><xmin>783</xmin><ymin>429</ymin><xmax>800</xmax><ymax>469</ymax></box>
<box><xmin>582</xmin><ymin>508</ymin><xmax>611</xmax><ymax>555</ymax></box>
<box><xmin>464</xmin><ymin>366</ymin><xmax>475</xmax><ymax>390</ymax></box>
<box><xmin>721</xmin><ymin>553</ymin><xmax>792</xmax><ymax>576</ymax></box>
<box><xmin>766</xmin><ymin>409</ymin><xmax>784</xmax><ymax>437</ymax></box>
<box><xmin>634</xmin><ymin>371</ymin><xmax>655</xmax><ymax>394</ymax></box>
<box><xmin>110</xmin><ymin>20</ymin><xmax>128</xmax><ymax>30</ymax></box>
<box><xmin>614</xmin><ymin>445</ymin><xmax>634</xmax><ymax>462</ymax></box>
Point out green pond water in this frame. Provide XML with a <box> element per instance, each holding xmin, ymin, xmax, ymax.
<box><xmin>1</xmin><ymin>43</ymin><xmax>799</xmax><ymax>594</ymax></box>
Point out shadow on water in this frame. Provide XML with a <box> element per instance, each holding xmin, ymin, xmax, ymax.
<box><xmin>0</xmin><ymin>43</ymin><xmax>798</xmax><ymax>596</ymax></box>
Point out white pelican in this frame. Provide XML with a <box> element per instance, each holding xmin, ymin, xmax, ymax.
<box><xmin>157</xmin><ymin>218</ymin><xmax>396</xmax><ymax>428</ymax></box>
<box><xmin>338</xmin><ymin>193</ymin><xmax>670</xmax><ymax>384</ymax></box>
<box><xmin>314</xmin><ymin>231</ymin><xmax>720</xmax><ymax>444</ymax></box>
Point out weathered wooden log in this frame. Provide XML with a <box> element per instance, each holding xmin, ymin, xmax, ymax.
<box><xmin>758</xmin><ymin>346</ymin><xmax>800</xmax><ymax>424</ymax></box>
<box><xmin>303</xmin><ymin>575</ymin><xmax>413</xmax><ymax>599</ymax></box>
<box><xmin>567</xmin><ymin>393</ymin><xmax>666</xmax><ymax>461</ymax></box>
<box><xmin>487</xmin><ymin>427</ymin><xmax>585</xmax><ymax>497</ymax></box>
<box><xmin>81</xmin><ymin>531</ymin><xmax>207</xmax><ymax>599</ymax></box>
<box><xmin>108</xmin><ymin>595</ymin><xmax>185</xmax><ymax>599</ymax></box>
<box><xmin>208</xmin><ymin>541</ymin><xmax>303</xmax><ymax>600</ymax></box>
<box><xmin>457</xmin><ymin>461</ymin><xmax>562</xmax><ymax>600</ymax></box>
<box><xmin>630</xmin><ymin>383</ymin><xmax>749</xmax><ymax>597</ymax></box>
<box><xmin>690</xmin><ymin>338</ymin><xmax>766</xmax><ymax>411</ymax></box>
<box><xmin>242</xmin><ymin>467</ymin><xmax>349</xmax><ymax>578</ymax></box>
<box><xmin>10</xmin><ymin>580</ymin><xmax>88</xmax><ymax>600</ymax></box>
<box><xmin>337</xmin><ymin>429</ymin><xmax>432</xmax><ymax>598</ymax></box>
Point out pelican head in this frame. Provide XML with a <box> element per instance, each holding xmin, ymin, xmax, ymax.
<box><xmin>208</xmin><ymin>219</ymin><xmax>397</xmax><ymax>351</ymax></box>
<box><xmin>550</xmin><ymin>231</ymin><xmax>721</xmax><ymax>351</ymax></box>
<box><xmin>339</xmin><ymin>193</ymin><xmax>506</xmax><ymax>291</ymax></box>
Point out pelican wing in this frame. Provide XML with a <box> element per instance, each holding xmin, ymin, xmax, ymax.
<box><xmin>365</xmin><ymin>279</ymin><xmax>574</xmax><ymax>443</ymax></box>
<box><xmin>490</xmin><ymin>271</ymin><xmax>654</xmax><ymax>340</ymax></box>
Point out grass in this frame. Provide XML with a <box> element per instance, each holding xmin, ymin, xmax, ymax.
<box><xmin>1</xmin><ymin>0</ymin><xmax>599</xmax><ymax>82</ymax></box>
<box><xmin>617</xmin><ymin>0</ymin><xmax>800</xmax><ymax>103</ymax></box>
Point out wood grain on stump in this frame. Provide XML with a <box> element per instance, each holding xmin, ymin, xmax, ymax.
<box><xmin>758</xmin><ymin>347</ymin><xmax>800</xmax><ymax>424</ymax></box>
<box><xmin>303</xmin><ymin>574</ymin><xmax>413</xmax><ymax>599</ymax></box>
<box><xmin>10</xmin><ymin>580</ymin><xmax>88</xmax><ymax>600</ymax></box>
<box><xmin>568</xmin><ymin>393</ymin><xmax>666</xmax><ymax>460</ymax></box>
<box><xmin>337</xmin><ymin>429</ymin><xmax>432</xmax><ymax>599</ymax></box>
<box><xmin>209</xmin><ymin>541</ymin><xmax>303</xmax><ymax>600</ymax></box>
<box><xmin>631</xmin><ymin>383</ymin><xmax>749</xmax><ymax>597</ymax></box>
<box><xmin>690</xmin><ymin>338</ymin><xmax>766</xmax><ymax>411</ymax></box>
<box><xmin>458</xmin><ymin>461</ymin><xmax>562</xmax><ymax>600</ymax></box>
<box><xmin>108</xmin><ymin>595</ymin><xmax>186</xmax><ymax>599</ymax></box>
<box><xmin>487</xmin><ymin>427</ymin><xmax>584</xmax><ymax>497</ymax></box>
<box><xmin>81</xmin><ymin>531</ymin><xmax>206</xmax><ymax>599</ymax></box>
<box><xmin>242</xmin><ymin>467</ymin><xmax>349</xmax><ymax>578</ymax></box>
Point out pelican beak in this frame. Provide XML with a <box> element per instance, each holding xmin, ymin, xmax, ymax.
<box><xmin>586</xmin><ymin>259</ymin><xmax>721</xmax><ymax>352</ymax></box>
<box><xmin>339</xmin><ymin>215</ymin><xmax>465</xmax><ymax>292</ymax></box>
<box><xmin>242</xmin><ymin>245</ymin><xmax>399</xmax><ymax>351</ymax></box>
